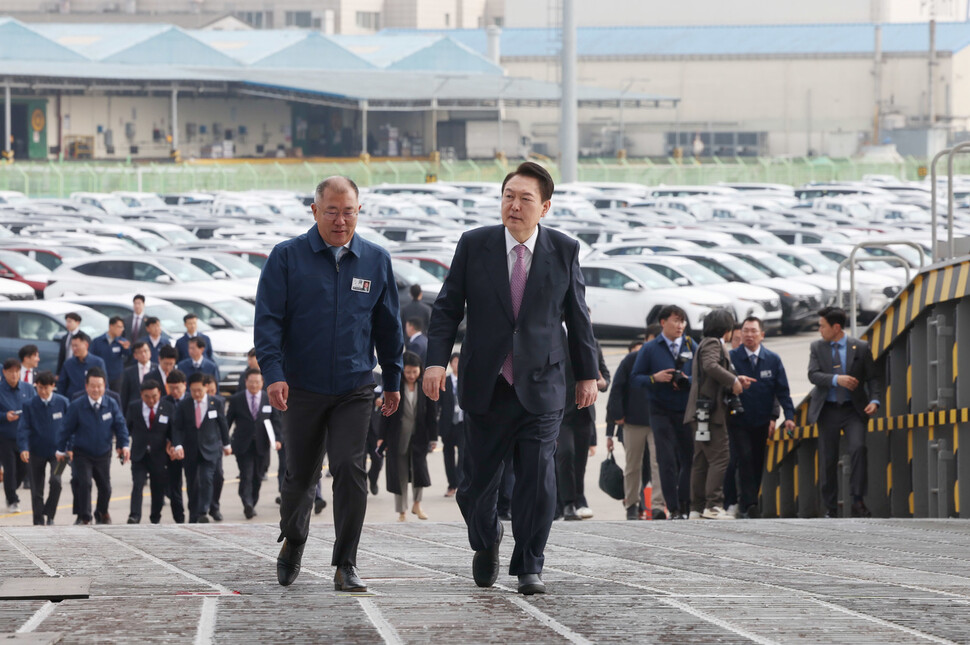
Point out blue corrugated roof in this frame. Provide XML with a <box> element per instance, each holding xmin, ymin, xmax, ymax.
<box><xmin>102</xmin><ymin>27</ymin><xmax>242</xmax><ymax>66</ymax></box>
<box><xmin>32</xmin><ymin>23</ymin><xmax>171</xmax><ymax>60</ymax></box>
<box><xmin>384</xmin><ymin>22</ymin><xmax>970</xmax><ymax>57</ymax></box>
<box><xmin>0</xmin><ymin>19</ymin><xmax>97</xmax><ymax>62</ymax></box>
<box><xmin>252</xmin><ymin>33</ymin><xmax>374</xmax><ymax>70</ymax></box>
<box><xmin>191</xmin><ymin>30</ymin><xmax>308</xmax><ymax>65</ymax></box>
<box><xmin>388</xmin><ymin>38</ymin><xmax>502</xmax><ymax>73</ymax></box>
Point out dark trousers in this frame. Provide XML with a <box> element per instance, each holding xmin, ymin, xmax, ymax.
<box><xmin>73</xmin><ymin>449</ymin><xmax>111</xmax><ymax>522</ymax></box>
<box><xmin>442</xmin><ymin>422</ymin><xmax>465</xmax><ymax>490</ymax></box>
<box><xmin>727</xmin><ymin>423</ymin><xmax>770</xmax><ymax>511</ymax></box>
<box><xmin>236</xmin><ymin>447</ymin><xmax>270</xmax><ymax>509</ymax></box>
<box><xmin>166</xmin><ymin>456</ymin><xmax>185</xmax><ymax>523</ymax></box>
<box><xmin>109</xmin><ymin>377</ymin><xmax>123</xmax><ymax>396</ymax></box>
<box><xmin>556</xmin><ymin>420</ymin><xmax>592</xmax><ymax>509</ymax></box>
<box><xmin>365</xmin><ymin>421</ymin><xmax>383</xmax><ymax>490</ymax></box>
<box><xmin>29</xmin><ymin>456</ymin><xmax>62</xmax><ymax>524</ymax></box>
<box><xmin>496</xmin><ymin>452</ymin><xmax>514</xmax><ymax>517</ymax></box>
<box><xmin>818</xmin><ymin>402</ymin><xmax>868</xmax><ymax>512</ymax></box>
<box><xmin>650</xmin><ymin>407</ymin><xmax>693</xmax><ymax>515</ymax></box>
<box><xmin>458</xmin><ymin>379</ymin><xmax>563</xmax><ymax>576</ymax></box>
<box><xmin>184</xmin><ymin>453</ymin><xmax>217</xmax><ymax>521</ymax></box>
<box><xmin>279</xmin><ymin>385</ymin><xmax>373</xmax><ymax>566</ymax></box>
<box><xmin>211</xmin><ymin>455</ymin><xmax>223</xmax><ymax>513</ymax></box>
<box><xmin>0</xmin><ymin>437</ymin><xmax>25</xmax><ymax>505</ymax></box>
<box><xmin>276</xmin><ymin>445</ymin><xmax>286</xmax><ymax>492</ymax></box>
<box><xmin>130</xmin><ymin>452</ymin><xmax>167</xmax><ymax>523</ymax></box>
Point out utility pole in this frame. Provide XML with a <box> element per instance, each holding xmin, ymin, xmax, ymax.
<box><xmin>560</xmin><ymin>0</ymin><xmax>577</xmax><ymax>182</ymax></box>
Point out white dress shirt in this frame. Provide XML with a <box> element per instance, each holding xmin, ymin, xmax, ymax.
<box><xmin>504</xmin><ymin>227</ymin><xmax>538</xmax><ymax>278</ymax></box>
<box><xmin>142</xmin><ymin>401</ymin><xmax>158</xmax><ymax>428</ymax></box>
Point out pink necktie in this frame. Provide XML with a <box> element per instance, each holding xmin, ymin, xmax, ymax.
<box><xmin>195</xmin><ymin>402</ymin><xmax>203</xmax><ymax>428</ymax></box>
<box><xmin>250</xmin><ymin>394</ymin><xmax>259</xmax><ymax>420</ymax></box>
<box><xmin>501</xmin><ymin>244</ymin><xmax>527</xmax><ymax>385</ymax></box>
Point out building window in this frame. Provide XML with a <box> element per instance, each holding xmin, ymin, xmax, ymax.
<box><xmin>356</xmin><ymin>11</ymin><xmax>380</xmax><ymax>30</ymax></box>
<box><xmin>236</xmin><ymin>11</ymin><xmax>265</xmax><ymax>28</ymax></box>
<box><xmin>665</xmin><ymin>131</ymin><xmax>766</xmax><ymax>157</ymax></box>
<box><xmin>285</xmin><ymin>11</ymin><xmax>313</xmax><ymax>28</ymax></box>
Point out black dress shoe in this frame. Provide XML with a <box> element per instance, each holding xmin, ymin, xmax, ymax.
<box><xmin>652</xmin><ymin>508</ymin><xmax>667</xmax><ymax>521</ymax></box>
<box><xmin>564</xmin><ymin>504</ymin><xmax>581</xmax><ymax>521</ymax></box>
<box><xmin>46</xmin><ymin>517</ymin><xmax>54</xmax><ymax>526</ymax></box>
<box><xmin>745</xmin><ymin>504</ymin><xmax>760</xmax><ymax>519</ymax></box>
<box><xmin>127</xmin><ymin>517</ymin><xmax>139</xmax><ymax>524</ymax></box>
<box><xmin>517</xmin><ymin>574</ymin><xmax>546</xmax><ymax>595</ymax></box>
<box><xmin>209</xmin><ymin>509</ymin><xmax>223</xmax><ymax>522</ymax></box>
<box><xmin>669</xmin><ymin>511</ymin><xmax>684</xmax><ymax>520</ymax></box>
<box><xmin>74</xmin><ymin>518</ymin><xmax>90</xmax><ymax>525</ymax></box>
<box><xmin>94</xmin><ymin>512</ymin><xmax>111</xmax><ymax>525</ymax></box>
<box><xmin>369</xmin><ymin>480</ymin><xmax>379</xmax><ymax>496</ymax></box>
<box><xmin>824</xmin><ymin>509</ymin><xmax>838</xmax><ymax>518</ymax></box>
<box><xmin>334</xmin><ymin>565</ymin><xmax>367</xmax><ymax>592</ymax></box>
<box><xmin>625</xmin><ymin>505</ymin><xmax>639</xmax><ymax>520</ymax></box>
<box><xmin>277</xmin><ymin>539</ymin><xmax>305</xmax><ymax>586</ymax></box>
<box><xmin>275</xmin><ymin>496</ymin><xmax>282</xmax><ymax>505</ymax></box>
<box><xmin>243</xmin><ymin>505</ymin><xmax>255</xmax><ymax>519</ymax></box>
<box><xmin>851</xmin><ymin>501</ymin><xmax>872</xmax><ymax>518</ymax></box>
<box><xmin>498</xmin><ymin>512</ymin><xmax>512</xmax><ymax>522</ymax></box>
<box><xmin>472</xmin><ymin>522</ymin><xmax>503</xmax><ymax>588</ymax></box>
<box><xmin>197</xmin><ymin>515</ymin><xmax>210</xmax><ymax>524</ymax></box>
<box><xmin>314</xmin><ymin>497</ymin><xmax>327</xmax><ymax>514</ymax></box>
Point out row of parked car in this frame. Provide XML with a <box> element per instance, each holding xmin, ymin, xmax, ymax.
<box><xmin>0</xmin><ymin>173</ymin><xmax>959</xmax><ymax>390</ymax></box>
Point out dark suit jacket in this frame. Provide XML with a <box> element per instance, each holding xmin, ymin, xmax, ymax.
<box><xmin>437</xmin><ymin>373</ymin><xmax>462</xmax><ymax>442</ymax></box>
<box><xmin>400</xmin><ymin>298</ymin><xmax>433</xmax><ymax>336</ymax></box>
<box><xmin>405</xmin><ymin>333</ymin><xmax>428</xmax><ymax>366</ymax></box>
<box><xmin>427</xmin><ymin>224</ymin><xmax>598</xmax><ymax>416</ymax></box>
<box><xmin>226</xmin><ymin>389</ymin><xmax>281</xmax><ymax>456</ymax></box>
<box><xmin>120</xmin><ymin>362</ymin><xmax>165</xmax><ymax>412</ymax></box>
<box><xmin>171</xmin><ymin>395</ymin><xmax>230</xmax><ymax>463</ymax></box>
<box><xmin>56</xmin><ymin>330</ymin><xmax>79</xmax><ymax>375</ymax></box>
<box><xmin>684</xmin><ymin>337</ymin><xmax>738</xmax><ymax>426</ymax></box>
<box><xmin>125</xmin><ymin>398</ymin><xmax>174</xmax><ymax>462</ymax></box>
<box><xmin>124</xmin><ymin>313</ymin><xmax>149</xmax><ymax>342</ymax></box>
<box><xmin>177</xmin><ymin>357</ymin><xmax>221</xmax><ymax>384</ymax></box>
<box><xmin>807</xmin><ymin>336</ymin><xmax>882</xmax><ymax>425</ymax></box>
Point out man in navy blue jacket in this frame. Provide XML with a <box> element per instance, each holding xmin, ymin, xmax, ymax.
<box><xmin>728</xmin><ymin>316</ymin><xmax>796</xmax><ymax>519</ymax></box>
<box><xmin>144</xmin><ymin>317</ymin><xmax>174</xmax><ymax>365</ymax></box>
<box><xmin>631</xmin><ymin>305</ymin><xmax>695</xmax><ymax>520</ymax></box>
<box><xmin>58</xmin><ymin>333</ymin><xmax>107</xmax><ymax>401</ymax></box>
<box><xmin>0</xmin><ymin>357</ymin><xmax>37</xmax><ymax>512</ymax></box>
<box><xmin>175</xmin><ymin>314</ymin><xmax>214</xmax><ymax>363</ymax></box>
<box><xmin>18</xmin><ymin>371</ymin><xmax>69</xmax><ymax>525</ymax></box>
<box><xmin>177</xmin><ymin>338</ymin><xmax>221</xmax><ymax>384</ymax></box>
<box><xmin>57</xmin><ymin>367</ymin><xmax>130</xmax><ymax>525</ymax></box>
<box><xmin>256</xmin><ymin>176</ymin><xmax>403</xmax><ymax>592</ymax></box>
<box><xmin>89</xmin><ymin>316</ymin><xmax>131</xmax><ymax>394</ymax></box>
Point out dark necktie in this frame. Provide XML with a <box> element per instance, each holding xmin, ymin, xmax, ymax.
<box><xmin>750</xmin><ymin>353</ymin><xmax>758</xmax><ymax>370</ymax></box>
<box><xmin>149</xmin><ymin>406</ymin><xmax>156</xmax><ymax>428</ymax></box>
<box><xmin>94</xmin><ymin>401</ymin><xmax>100</xmax><ymax>415</ymax></box>
<box><xmin>670</xmin><ymin>342</ymin><xmax>678</xmax><ymax>360</ymax></box>
<box><xmin>832</xmin><ymin>342</ymin><xmax>846</xmax><ymax>404</ymax></box>
<box><xmin>501</xmin><ymin>244</ymin><xmax>528</xmax><ymax>385</ymax></box>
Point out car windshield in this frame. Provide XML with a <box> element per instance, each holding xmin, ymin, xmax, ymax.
<box><xmin>391</xmin><ymin>260</ymin><xmax>442</xmax><ymax>286</ymax></box>
<box><xmin>667</xmin><ymin>261</ymin><xmax>726</xmax><ymax>285</ymax></box>
<box><xmin>708</xmin><ymin>256</ymin><xmax>770</xmax><ymax>281</ymax></box>
<box><xmin>212</xmin><ymin>253</ymin><xmax>261</xmax><ymax>278</ymax></box>
<box><xmin>76</xmin><ymin>308</ymin><xmax>111</xmax><ymax>337</ymax></box>
<box><xmin>743</xmin><ymin>254</ymin><xmax>803</xmax><ymax>278</ymax></box>
<box><xmin>213</xmin><ymin>299</ymin><xmax>256</xmax><ymax>327</ymax></box>
<box><xmin>146</xmin><ymin>303</ymin><xmax>212</xmax><ymax>332</ymax></box>
<box><xmin>0</xmin><ymin>251</ymin><xmax>52</xmax><ymax>275</ymax></box>
<box><xmin>155</xmin><ymin>257</ymin><xmax>215</xmax><ymax>282</ymax></box>
<box><xmin>132</xmin><ymin>234</ymin><xmax>166</xmax><ymax>252</ymax></box>
<box><xmin>623</xmin><ymin>264</ymin><xmax>679</xmax><ymax>289</ymax></box>
<box><xmin>95</xmin><ymin>196</ymin><xmax>131</xmax><ymax>214</ymax></box>
<box><xmin>798</xmin><ymin>250</ymin><xmax>843</xmax><ymax>272</ymax></box>
<box><xmin>155</xmin><ymin>228</ymin><xmax>197</xmax><ymax>245</ymax></box>
<box><xmin>123</xmin><ymin>195</ymin><xmax>166</xmax><ymax>208</ymax></box>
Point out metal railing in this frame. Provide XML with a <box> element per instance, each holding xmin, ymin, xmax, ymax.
<box><xmin>2</xmin><ymin>154</ymin><xmax>970</xmax><ymax>198</ymax></box>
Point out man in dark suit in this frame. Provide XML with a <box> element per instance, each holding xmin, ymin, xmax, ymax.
<box><xmin>163</xmin><ymin>369</ymin><xmax>187</xmax><ymax>523</ymax></box>
<box><xmin>56</xmin><ymin>367</ymin><xmax>130</xmax><ymax>525</ymax></box>
<box><xmin>144</xmin><ymin>317</ymin><xmax>174</xmax><ymax>365</ymax></box>
<box><xmin>170</xmin><ymin>372</ymin><xmax>231</xmax><ymax>523</ymax></box>
<box><xmin>404</xmin><ymin>318</ymin><xmax>428</xmax><ymax>367</ymax></box>
<box><xmin>177</xmin><ymin>338</ymin><xmax>221</xmax><ymax>384</ymax></box>
<box><xmin>400</xmin><ymin>283</ymin><xmax>432</xmax><ymax>334</ymax></box>
<box><xmin>728</xmin><ymin>316</ymin><xmax>796</xmax><ymax>519</ymax></box>
<box><xmin>202</xmin><ymin>374</ymin><xmax>226</xmax><ymax>522</ymax></box>
<box><xmin>424</xmin><ymin>162</ymin><xmax>599</xmax><ymax>596</ymax></box>
<box><xmin>125</xmin><ymin>294</ymin><xmax>148</xmax><ymax>343</ymax></box>
<box><xmin>438</xmin><ymin>352</ymin><xmax>464</xmax><ymax>497</ymax></box>
<box><xmin>175</xmin><ymin>314</ymin><xmax>214</xmax><ymax>363</ymax></box>
<box><xmin>808</xmin><ymin>306</ymin><xmax>882</xmax><ymax>518</ymax></box>
<box><xmin>56</xmin><ymin>312</ymin><xmax>82</xmax><ymax>376</ymax></box>
<box><xmin>121</xmin><ymin>341</ymin><xmax>165</xmax><ymax>412</ymax></box>
<box><xmin>228</xmin><ymin>368</ymin><xmax>282</xmax><ymax>519</ymax></box>
<box><xmin>125</xmin><ymin>379</ymin><xmax>173</xmax><ymax>524</ymax></box>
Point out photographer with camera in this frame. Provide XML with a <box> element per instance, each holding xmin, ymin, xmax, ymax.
<box><xmin>631</xmin><ymin>306</ymin><xmax>696</xmax><ymax>520</ymax></box>
<box><xmin>684</xmin><ymin>309</ymin><xmax>755</xmax><ymax>520</ymax></box>
<box><xmin>727</xmin><ymin>317</ymin><xmax>795</xmax><ymax>519</ymax></box>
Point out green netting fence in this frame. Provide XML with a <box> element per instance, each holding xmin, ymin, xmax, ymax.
<box><xmin>1</xmin><ymin>156</ymin><xmax>968</xmax><ymax>197</ymax></box>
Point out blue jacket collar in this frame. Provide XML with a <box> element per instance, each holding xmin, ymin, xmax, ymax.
<box><xmin>307</xmin><ymin>225</ymin><xmax>362</xmax><ymax>258</ymax></box>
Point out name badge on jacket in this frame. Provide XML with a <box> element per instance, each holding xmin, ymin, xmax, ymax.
<box><xmin>207</xmin><ymin>409</ymin><xmax>218</xmax><ymax>420</ymax></box>
<box><xmin>760</xmin><ymin>369</ymin><xmax>773</xmax><ymax>378</ymax></box>
<box><xmin>262</xmin><ymin>405</ymin><xmax>272</xmax><ymax>414</ymax></box>
<box><xmin>52</xmin><ymin>412</ymin><xmax>63</xmax><ymax>420</ymax></box>
<box><xmin>159</xmin><ymin>415</ymin><xmax>169</xmax><ymax>424</ymax></box>
<box><xmin>351</xmin><ymin>278</ymin><xmax>371</xmax><ymax>293</ymax></box>
<box><xmin>112</xmin><ymin>346</ymin><xmax>121</xmax><ymax>353</ymax></box>
<box><xmin>102</xmin><ymin>412</ymin><xmax>112</xmax><ymax>421</ymax></box>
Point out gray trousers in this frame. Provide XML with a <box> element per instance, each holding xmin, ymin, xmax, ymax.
<box><xmin>393</xmin><ymin>449</ymin><xmax>423</xmax><ymax>513</ymax></box>
<box><xmin>690</xmin><ymin>422</ymin><xmax>729</xmax><ymax>513</ymax></box>
<box><xmin>622</xmin><ymin>424</ymin><xmax>665</xmax><ymax>511</ymax></box>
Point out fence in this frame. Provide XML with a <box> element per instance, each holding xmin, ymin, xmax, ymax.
<box><xmin>3</xmin><ymin>155</ymin><xmax>970</xmax><ymax>197</ymax></box>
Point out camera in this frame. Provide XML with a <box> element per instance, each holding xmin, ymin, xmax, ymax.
<box><xmin>724</xmin><ymin>393</ymin><xmax>745</xmax><ymax>416</ymax></box>
<box><xmin>672</xmin><ymin>347</ymin><xmax>693</xmax><ymax>390</ymax></box>
<box><xmin>694</xmin><ymin>397</ymin><xmax>711</xmax><ymax>442</ymax></box>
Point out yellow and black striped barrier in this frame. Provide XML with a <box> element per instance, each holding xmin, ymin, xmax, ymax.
<box><xmin>763</xmin><ymin>257</ymin><xmax>970</xmax><ymax>518</ymax></box>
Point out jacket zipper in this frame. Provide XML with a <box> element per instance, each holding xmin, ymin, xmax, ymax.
<box><xmin>331</xmin><ymin>254</ymin><xmax>340</xmax><ymax>390</ymax></box>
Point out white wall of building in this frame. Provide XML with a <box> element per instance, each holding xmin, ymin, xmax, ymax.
<box><xmin>503</xmin><ymin>0</ymin><xmax>970</xmax><ymax>28</ymax></box>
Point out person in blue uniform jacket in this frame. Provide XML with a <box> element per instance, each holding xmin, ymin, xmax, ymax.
<box><xmin>177</xmin><ymin>338</ymin><xmax>221</xmax><ymax>384</ymax></box>
<box><xmin>255</xmin><ymin>175</ymin><xmax>403</xmax><ymax>592</ymax></box>
<box><xmin>18</xmin><ymin>370</ymin><xmax>69</xmax><ymax>525</ymax></box>
<box><xmin>175</xmin><ymin>314</ymin><xmax>214</xmax><ymax>363</ymax></box>
<box><xmin>0</xmin><ymin>357</ymin><xmax>37</xmax><ymax>512</ymax></box>
<box><xmin>89</xmin><ymin>316</ymin><xmax>131</xmax><ymax>394</ymax></box>
<box><xmin>56</xmin><ymin>367</ymin><xmax>130</xmax><ymax>525</ymax></box>
<box><xmin>727</xmin><ymin>316</ymin><xmax>796</xmax><ymax>519</ymax></box>
<box><xmin>58</xmin><ymin>332</ymin><xmax>108</xmax><ymax>401</ymax></box>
